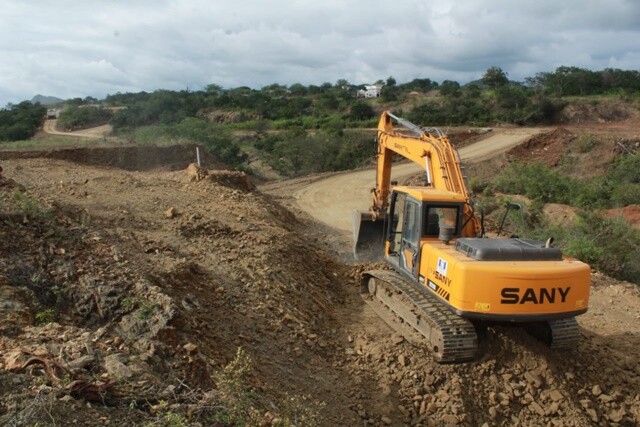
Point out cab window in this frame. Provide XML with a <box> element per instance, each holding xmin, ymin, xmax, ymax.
<box><xmin>424</xmin><ymin>205</ymin><xmax>459</xmax><ymax>237</ymax></box>
<box><xmin>403</xmin><ymin>200</ymin><xmax>421</xmax><ymax>247</ymax></box>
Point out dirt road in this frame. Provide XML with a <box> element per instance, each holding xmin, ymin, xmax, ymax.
<box><xmin>43</xmin><ymin>119</ymin><xmax>112</xmax><ymax>138</ymax></box>
<box><xmin>288</xmin><ymin>127</ymin><xmax>545</xmax><ymax>233</ymax></box>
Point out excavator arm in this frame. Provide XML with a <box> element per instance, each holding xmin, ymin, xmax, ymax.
<box><xmin>354</xmin><ymin>111</ymin><xmax>479</xmax><ymax>258</ymax></box>
<box><xmin>369</xmin><ymin>111</ymin><xmax>472</xmax><ymax>219</ymax></box>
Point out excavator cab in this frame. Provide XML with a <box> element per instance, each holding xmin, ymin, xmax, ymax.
<box><xmin>354</xmin><ymin>186</ymin><xmax>469</xmax><ymax>261</ymax></box>
<box><xmin>385</xmin><ymin>189</ymin><xmax>465</xmax><ymax>276</ymax></box>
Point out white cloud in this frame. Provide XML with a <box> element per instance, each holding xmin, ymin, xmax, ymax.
<box><xmin>1</xmin><ymin>0</ymin><xmax>639</xmax><ymax>104</ymax></box>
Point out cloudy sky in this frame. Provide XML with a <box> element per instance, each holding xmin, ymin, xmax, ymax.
<box><xmin>1</xmin><ymin>0</ymin><xmax>639</xmax><ymax>104</ymax></box>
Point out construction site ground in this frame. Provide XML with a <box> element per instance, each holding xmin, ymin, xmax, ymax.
<box><xmin>0</xmin><ymin>121</ymin><xmax>639</xmax><ymax>426</ymax></box>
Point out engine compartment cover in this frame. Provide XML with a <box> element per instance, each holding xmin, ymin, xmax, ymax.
<box><xmin>455</xmin><ymin>238</ymin><xmax>563</xmax><ymax>261</ymax></box>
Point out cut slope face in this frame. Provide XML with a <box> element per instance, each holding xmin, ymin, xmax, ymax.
<box><xmin>0</xmin><ymin>157</ymin><xmax>371</xmax><ymax>425</ymax></box>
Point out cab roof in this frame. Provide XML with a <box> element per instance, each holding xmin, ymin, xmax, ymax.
<box><xmin>394</xmin><ymin>186</ymin><xmax>468</xmax><ymax>203</ymax></box>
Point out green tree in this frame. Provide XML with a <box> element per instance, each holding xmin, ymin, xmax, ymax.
<box><xmin>289</xmin><ymin>83</ymin><xmax>308</xmax><ymax>96</ymax></box>
<box><xmin>400</xmin><ymin>78</ymin><xmax>437</xmax><ymax>92</ymax></box>
<box><xmin>530</xmin><ymin>66</ymin><xmax>602</xmax><ymax>96</ymax></box>
<box><xmin>335</xmin><ymin>79</ymin><xmax>350</xmax><ymax>89</ymax></box>
<box><xmin>206</xmin><ymin>84</ymin><xmax>223</xmax><ymax>95</ymax></box>
<box><xmin>439</xmin><ymin>80</ymin><xmax>461</xmax><ymax>97</ymax></box>
<box><xmin>349</xmin><ymin>101</ymin><xmax>375</xmax><ymax>121</ymax></box>
<box><xmin>0</xmin><ymin>101</ymin><xmax>47</xmax><ymax>141</ymax></box>
<box><xmin>482</xmin><ymin>66</ymin><xmax>509</xmax><ymax>88</ymax></box>
<box><xmin>381</xmin><ymin>85</ymin><xmax>400</xmax><ymax>102</ymax></box>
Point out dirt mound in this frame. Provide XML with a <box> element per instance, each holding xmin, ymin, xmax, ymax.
<box><xmin>207</xmin><ymin>170</ymin><xmax>256</xmax><ymax>192</ymax></box>
<box><xmin>199</xmin><ymin>110</ymin><xmax>261</xmax><ymax>123</ymax></box>
<box><xmin>543</xmin><ymin>203</ymin><xmax>577</xmax><ymax>227</ymax></box>
<box><xmin>0</xmin><ymin>160</ymin><xmax>359</xmax><ymax>425</ymax></box>
<box><xmin>558</xmin><ymin>99</ymin><xmax>640</xmax><ymax>124</ymax></box>
<box><xmin>508</xmin><ymin>128</ymin><xmax>576</xmax><ymax>167</ymax></box>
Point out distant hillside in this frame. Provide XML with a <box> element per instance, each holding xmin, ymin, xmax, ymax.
<box><xmin>31</xmin><ymin>94</ymin><xmax>64</xmax><ymax>105</ymax></box>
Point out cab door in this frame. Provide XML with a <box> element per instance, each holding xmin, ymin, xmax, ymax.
<box><xmin>398</xmin><ymin>198</ymin><xmax>421</xmax><ymax>277</ymax></box>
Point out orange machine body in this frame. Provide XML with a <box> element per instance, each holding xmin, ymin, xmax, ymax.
<box><xmin>382</xmin><ymin>185</ymin><xmax>590</xmax><ymax>322</ymax></box>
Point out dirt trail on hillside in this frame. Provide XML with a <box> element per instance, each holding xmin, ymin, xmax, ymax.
<box><xmin>43</xmin><ymin>119</ymin><xmax>112</xmax><ymax>138</ymax></box>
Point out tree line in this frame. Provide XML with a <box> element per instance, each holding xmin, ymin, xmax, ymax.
<box><xmin>104</xmin><ymin>66</ymin><xmax>640</xmax><ymax>131</ymax></box>
<box><xmin>2</xmin><ymin>66</ymin><xmax>640</xmax><ymax>143</ymax></box>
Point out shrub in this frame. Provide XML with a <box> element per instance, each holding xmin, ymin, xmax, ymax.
<box><xmin>213</xmin><ymin>347</ymin><xmax>259</xmax><ymax>425</ymax></box>
<box><xmin>348</xmin><ymin>101</ymin><xmax>375</xmax><ymax>121</ymax></box>
<box><xmin>530</xmin><ymin>212</ymin><xmax>640</xmax><ymax>284</ymax></box>
<box><xmin>13</xmin><ymin>190</ymin><xmax>51</xmax><ymax>219</ymax></box>
<box><xmin>57</xmin><ymin>106</ymin><xmax>113</xmax><ymax>131</ymax></box>
<box><xmin>492</xmin><ymin>162</ymin><xmax>574</xmax><ymax>204</ymax></box>
<box><xmin>0</xmin><ymin>101</ymin><xmax>46</xmax><ymax>141</ymax></box>
<box><xmin>608</xmin><ymin>153</ymin><xmax>640</xmax><ymax>184</ymax></box>
<box><xmin>576</xmin><ymin>133</ymin><xmax>598</xmax><ymax>153</ymax></box>
<box><xmin>468</xmin><ymin>177</ymin><xmax>489</xmax><ymax>194</ymax></box>
<box><xmin>212</xmin><ymin>347</ymin><xmax>323</xmax><ymax>426</ymax></box>
<box><xmin>255</xmin><ymin>129</ymin><xmax>373</xmax><ymax>177</ymax></box>
<box><xmin>35</xmin><ymin>308</ymin><xmax>56</xmax><ymax>326</ymax></box>
<box><xmin>610</xmin><ymin>182</ymin><xmax>640</xmax><ymax>207</ymax></box>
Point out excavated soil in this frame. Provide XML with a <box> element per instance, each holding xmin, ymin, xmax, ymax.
<box><xmin>1</xmin><ymin>133</ymin><xmax>639</xmax><ymax>426</ymax></box>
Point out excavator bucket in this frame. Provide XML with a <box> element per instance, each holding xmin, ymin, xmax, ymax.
<box><xmin>353</xmin><ymin>210</ymin><xmax>385</xmax><ymax>260</ymax></box>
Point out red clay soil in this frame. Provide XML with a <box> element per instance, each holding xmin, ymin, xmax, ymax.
<box><xmin>605</xmin><ymin>204</ymin><xmax>640</xmax><ymax>227</ymax></box>
<box><xmin>508</xmin><ymin>128</ymin><xmax>576</xmax><ymax>167</ymax></box>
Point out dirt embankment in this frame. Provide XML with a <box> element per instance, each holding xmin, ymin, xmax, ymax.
<box><xmin>0</xmin><ymin>139</ymin><xmax>638</xmax><ymax>426</ymax></box>
<box><xmin>0</xmin><ymin>144</ymin><xmax>222</xmax><ymax>172</ymax></box>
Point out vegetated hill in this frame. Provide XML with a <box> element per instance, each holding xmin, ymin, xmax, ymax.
<box><xmin>31</xmin><ymin>94</ymin><xmax>64</xmax><ymax>106</ymax></box>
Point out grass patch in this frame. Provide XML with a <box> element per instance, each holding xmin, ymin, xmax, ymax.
<box><xmin>211</xmin><ymin>347</ymin><xmax>323</xmax><ymax>426</ymax></box>
<box><xmin>0</xmin><ymin>135</ymin><xmax>104</xmax><ymax>149</ymax></box>
<box><xmin>13</xmin><ymin>190</ymin><xmax>52</xmax><ymax>220</ymax></box>
<box><xmin>34</xmin><ymin>308</ymin><xmax>55</xmax><ymax>326</ymax></box>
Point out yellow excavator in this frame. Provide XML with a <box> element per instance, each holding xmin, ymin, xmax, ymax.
<box><xmin>354</xmin><ymin>111</ymin><xmax>591</xmax><ymax>362</ymax></box>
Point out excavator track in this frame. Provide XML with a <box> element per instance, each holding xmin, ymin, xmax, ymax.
<box><xmin>361</xmin><ymin>269</ymin><xmax>478</xmax><ymax>363</ymax></box>
<box><xmin>525</xmin><ymin>317</ymin><xmax>582</xmax><ymax>349</ymax></box>
<box><xmin>549</xmin><ymin>317</ymin><xmax>581</xmax><ymax>348</ymax></box>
